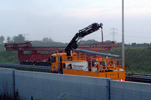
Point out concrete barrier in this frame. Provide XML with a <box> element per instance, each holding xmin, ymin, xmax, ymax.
<box><xmin>110</xmin><ymin>80</ymin><xmax>151</xmax><ymax>100</ymax></box>
<box><xmin>1</xmin><ymin>67</ymin><xmax>151</xmax><ymax>100</ymax></box>
<box><xmin>0</xmin><ymin>68</ymin><xmax>15</xmax><ymax>95</ymax></box>
<box><xmin>15</xmin><ymin>70</ymin><xmax>110</xmax><ymax>100</ymax></box>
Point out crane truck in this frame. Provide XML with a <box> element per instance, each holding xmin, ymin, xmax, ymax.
<box><xmin>50</xmin><ymin>23</ymin><xmax>125</xmax><ymax>81</ymax></box>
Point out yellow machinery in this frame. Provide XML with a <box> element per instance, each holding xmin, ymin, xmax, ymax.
<box><xmin>51</xmin><ymin>51</ymin><xmax>125</xmax><ymax>80</ymax></box>
<box><xmin>50</xmin><ymin>23</ymin><xmax>125</xmax><ymax>81</ymax></box>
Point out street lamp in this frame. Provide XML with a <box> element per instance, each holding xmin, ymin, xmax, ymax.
<box><xmin>122</xmin><ymin>0</ymin><xmax>124</xmax><ymax>62</ymax></box>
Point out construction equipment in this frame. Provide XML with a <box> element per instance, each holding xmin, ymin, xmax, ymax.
<box><xmin>65</xmin><ymin>23</ymin><xmax>103</xmax><ymax>56</ymax></box>
<box><xmin>50</xmin><ymin>23</ymin><xmax>125</xmax><ymax>80</ymax></box>
<box><xmin>5</xmin><ymin>40</ymin><xmax>118</xmax><ymax>66</ymax></box>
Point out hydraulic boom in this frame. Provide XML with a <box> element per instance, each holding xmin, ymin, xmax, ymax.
<box><xmin>65</xmin><ymin>23</ymin><xmax>103</xmax><ymax>56</ymax></box>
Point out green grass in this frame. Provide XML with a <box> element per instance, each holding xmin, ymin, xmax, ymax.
<box><xmin>0</xmin><ymin>49</ymin><xmax>5</xmax><ymax>51</ymax></box>
<box><xmin>0</xmin><ymin>50</ymin><xmax>19</xmax><ymax>64</ymax></box>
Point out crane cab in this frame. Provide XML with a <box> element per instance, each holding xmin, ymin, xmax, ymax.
<box><xmin>50</xmin><ymin>52</ymin><xmax>87</xmax><ymax>73</ymax></box>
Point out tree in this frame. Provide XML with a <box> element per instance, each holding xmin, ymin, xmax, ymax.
<box><xmin>42</xmin><ymin>37</ymin><xmax>49</xmax><ymax>42</ymax></box>
<box><xmin>48</xmin><ymin>38</ymin><xmax>53</xmax><ymax>42</ymax></box>
<box><xmin>12</xmin><ymin>34</ymin><xmax>25</xmax><ymax>43</ymax></box>
<box><xmin>0</xmin><ymin>36</ymin><xmax>5</xmax><ymax>44</ymax></box>
<box><xmin>132</xmin><ymin>43</ymin><xmax>136</xmax><ymax>47</ymax></box>
<box><xmin>42</xmin><ymin>37</ymin><xmax>53</xmax><ymax>42</ymax></box>
<box><xmin>7</xmin><ymin>37</ymin><xmax>11</xmax><ymax>43</ymax></box>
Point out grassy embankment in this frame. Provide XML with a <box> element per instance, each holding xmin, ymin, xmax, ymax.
<box><xmin>0</xmin><ymin>49</ymin><xmax>19</xmax><ymax>64</ymax></box>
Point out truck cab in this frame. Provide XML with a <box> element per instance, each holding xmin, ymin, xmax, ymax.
<box><xmin>50</xmin><ymin>52</ymin><xmax>88</xmax><ymax>73</ymax></box>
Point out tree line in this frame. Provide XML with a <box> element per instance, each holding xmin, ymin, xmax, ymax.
<box><xmin>0</xmin><ymin>34</ymin><xmax>151</xmax><ymax>48</ymax></box>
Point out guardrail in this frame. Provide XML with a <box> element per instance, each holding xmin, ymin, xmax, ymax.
<box><xmin>0</xmin><ymin>63</ymin><xmax>151</xmax><ymax>83</ymax></box>
<box><xmin>0</xmin><ymin>63</ymin><xmax>51</xmax><ymax>72</ymax></box>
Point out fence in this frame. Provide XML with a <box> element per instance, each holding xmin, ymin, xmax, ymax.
<box><xmin>0</xmin><ymin>67</ymin><xmax>151</xmax><ymax>100</ymax></box>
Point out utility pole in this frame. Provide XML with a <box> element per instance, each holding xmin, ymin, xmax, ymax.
<box><xmin>122</xmin><ymin>0</ymin><xmax>125</xmax><ymax>64</ymax></box>
<box><xmin>101</xmin><ymin>27</ymin><xmax>103</xmax><ymax>43</ymax></box>
<box><xmin>110</xmin><ymin>28</ymin><xmax>117</xmax><ymax>41</ymax></box>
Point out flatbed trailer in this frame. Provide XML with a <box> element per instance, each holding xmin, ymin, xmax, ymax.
<box><xmin>5</xmin><ymin>41</ymin><xmax>118</xmax><ymax>66</ymax></box>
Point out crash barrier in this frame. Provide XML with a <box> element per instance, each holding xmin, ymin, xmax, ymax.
<box><xmin>0</xmin><ymin>67</ymin><xmax>151</xmax><ymax>100</ymax></box>
<box><xmin>110</xmin><ymin>80</ymin><xmax>151</xmax><ymax>100</ymax></box>
<box><xmin>0</xmin><ymin>68</ymin><xmax>109</xmax><ymax>100</ymax></box>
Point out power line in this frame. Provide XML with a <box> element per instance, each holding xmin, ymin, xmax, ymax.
<box><xmin>110</xmin><ymin>28</ymin><xmax>117</xmax><ymax>41</ymax></box>
<box><xmin>116</xmin><ymin>31</ymin><xmax>151</xmax><ymax>34</ymax></box>
<box><xmin>124</xmin><ymin>31</ymin><xmax>151</xmax><ymax>33</ymax></box>
<box><xmin>116</xmin><ymin>35</ymin><xmax>151</xmax><ymax>38</ymax></box>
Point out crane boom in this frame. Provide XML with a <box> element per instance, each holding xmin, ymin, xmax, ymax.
<box><xmin>65</xmin><ymin>23</ymin><xmax>103</xmax><ymax>56</ymax></box>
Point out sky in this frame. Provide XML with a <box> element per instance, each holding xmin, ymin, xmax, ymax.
<box><xmin>0</xmin><ymin>0</ymin><xmax>151</xmax><ymax>44</ymax></box>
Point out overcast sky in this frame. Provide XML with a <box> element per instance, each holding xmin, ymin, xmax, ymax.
<box><xmin>0</xmin><ymin>0</ymin><xmax>151</xmax><ymax>44</ymax></box>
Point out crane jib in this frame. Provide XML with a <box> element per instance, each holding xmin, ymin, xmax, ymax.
<box><xmin>65</xmin><ymin>23</ymin><xmax>103</xmax><ymax>56</ymax></box>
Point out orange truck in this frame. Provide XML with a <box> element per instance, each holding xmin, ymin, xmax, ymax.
<box><xmin>50</xmin><ymin>23</ymin><xmax>125</xmax><ymax>81</ymax></box>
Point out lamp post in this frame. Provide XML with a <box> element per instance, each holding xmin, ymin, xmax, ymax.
<box><xmin>122</xmin><ymin>0</ymin><xmax>124</xmax><ymax>62</ymax></box>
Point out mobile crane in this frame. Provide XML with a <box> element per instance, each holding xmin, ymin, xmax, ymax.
<box><xmin>50</xmin><ymin>23</ymin><xmax>125</xmax><ymax>80</ymax></box>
